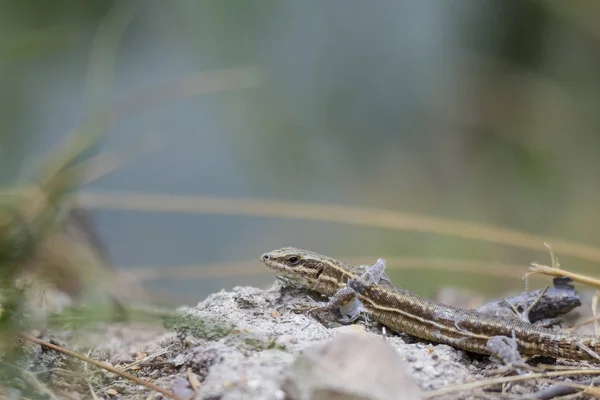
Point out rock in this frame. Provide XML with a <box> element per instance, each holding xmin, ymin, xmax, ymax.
<box><xmin>282</xmin><ymin>332</ymin><xmax>422</xmax><ymax>400</ymax></box>
<box><xmin>59</xmin><ymin>280</ymin><xmax>588</xmax><ymax>399</ymax></box>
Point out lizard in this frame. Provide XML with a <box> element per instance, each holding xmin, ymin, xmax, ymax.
<box><xmin>260</xmin><ymin>247</ymin><xmax>600</xmax><ymax>363</ymax></box>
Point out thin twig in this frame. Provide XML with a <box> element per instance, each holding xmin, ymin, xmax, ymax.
<box><xmin>528</xmin><ymin>263</ymin><xmax>600</xmax><ymax>289</ymax></box>
<box><xmin>122</xmin><ymin>349</ymin><xmax>169</xmax><ymax>372</ymax></box>
<box><xmin>593</xmin><ymin>291</ymin><xmax>600</xmax><ymax>337</ymax></box>
<box><xmin>422</xmin><ymin>368</ymin><xmax>600</xmax><ymax>398</ymax></box>
<box><xmin>530</xmin><ymin>377</ymin><xmax>600</xmax><ymax>400</ymax></box>
<box><xmin>19</xmin><ymin>333</ymin><xmax>184</xmax><ymax>400</ymax></box>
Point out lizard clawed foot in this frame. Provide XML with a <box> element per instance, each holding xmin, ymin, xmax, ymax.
<box><xmin>291</xmin><ymin>301</ymin><xmax>363</xmax><ymax>324</ymax></box>
<box><xmin>359</xmin><ymin>258</ymin><xmax>388</xmax><ymax>286</ymax></box>
<box><xmin>290</xmin><ymin>301</ymin><xmax>323</xmax><ymax>315</ymax></box>
<box><xmin>290</xmin><ymin>302</ymin><xmax>334</xmax><ymax>327</ymax></box>
<box><xmin>289</xmin><ymin>285</ymin><xmax>366</xmax><ymax>325</ymax></box>
<box><xmin>286</xmin><ymin>295</ymin><xmax>320</xmax><ymax>313</ymax></box>
<box><xmin>486</xmin><ymin>332</ymin><xmax>531</xmax><ymax>376</ymax></box>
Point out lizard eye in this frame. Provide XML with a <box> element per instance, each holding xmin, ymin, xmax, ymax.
<box><xmin>287</xmin><ymin>256</ymin><xmax>299</xmax><ymax>265</ymax></box>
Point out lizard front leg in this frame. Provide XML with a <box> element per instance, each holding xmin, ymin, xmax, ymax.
<box><xmin>293</xmin><ymin>285</ymin><xmax>365</xmax><ymax>323</ymax></box>
<box><xmin>358</xmin><ymin>258</ymin><xmax>389</xmax><ymax>285</ymax></box>
<box><xmin>293</xmin><ymin>258</ymin><xmax>387</xmax><ymax>323</ymax></box>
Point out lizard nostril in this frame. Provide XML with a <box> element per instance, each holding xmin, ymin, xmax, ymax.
<box><xmin>262</xmin><ymin>253</ymin><xmax>270</xmax><ymax>261</ymax></box>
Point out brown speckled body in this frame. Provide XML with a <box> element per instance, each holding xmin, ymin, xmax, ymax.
<box><xmin>261</xmin><ymin>247</ymin><xmax>600</xmax><ymax>361</ymax></box>
<box><xmin>350</xmin><ymin>278</ymin><xmax>599</xmax><ymax>360</ymax></box>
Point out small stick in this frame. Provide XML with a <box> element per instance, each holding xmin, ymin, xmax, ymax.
<box><xmin>422</xmin><ymin>368</ymin><xmax>600</xmax><ymax>398</ymax></box>
<box><xmin>527</xmin><ymin>263</ymin><xmax>600</xmax><ymax>289</ymax></box>
<box><xmin>528</xmin><ymin>377</ymin><xmax>600</xmax><ymax>400</ymax></box>
<box><xmin>593</xmin><ymin>291</ymin><xmax>600</xmax><ymax>337</ymax></box>
<box><xmin>121</xmin><ymin>349</ymin><xmax>169</xmax><ymax>372</ymax></box>
<box><xmin>19</xmin><ymin>333</ymin><xmax>185</xmax><ymax>400</ymax></box>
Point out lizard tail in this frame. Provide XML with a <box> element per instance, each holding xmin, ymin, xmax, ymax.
<box><xmin>545</xmin><ymin>334</ymin><xmax>600</xmax><ymax>362</ymax></box>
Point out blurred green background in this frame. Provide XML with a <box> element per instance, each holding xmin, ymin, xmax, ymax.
<box><xmin>3</xmin><ymin>0</ymin><xmax>600</xmax><ymax>305</ymax></box>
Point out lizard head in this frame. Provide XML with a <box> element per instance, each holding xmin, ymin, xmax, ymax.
<box><xmin>260</xmin><ymin>247</ymin><xmax>331</xmax><ymax>288</ymax></box>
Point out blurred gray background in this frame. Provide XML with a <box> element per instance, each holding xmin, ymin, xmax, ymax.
<box><xmin>3</xmin><ymin>0</ymin><xmax>600</xmax><ymax>304</ymax></box>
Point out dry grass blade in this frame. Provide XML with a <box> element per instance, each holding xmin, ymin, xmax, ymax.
<box><xmin>531</xmin><ymin>376</ymin><xmax>600</xmax><ymax>399</ymax></box>
<box><xmin>422</xmin><ymin>368</ymin><xmax>600</xmax><ymax>398</ymax></box>
<box><xmin>528</xmin><ymin>263</ymin><xmax>600</xmax><ymax>289</ymax></box>
<box><xmin>109</xmin><ymin>66</ymin><xmax>264</xmax><ymax>124</ymax></box>
<box><xmin>83</xmin><ymin>347</ymin><xmax>101</xmax><ymax>400</ymax></box>
<box><xmin>593</xmin><ymin>291</ymin><xmax>600</xmax><ymax>336</ymax></box>
<box><xmin>20</xmin><ymin>333</ymin><xmax>185</xmax><ymax>400</ymax></box>
<box><xmin>36</xmin><ymin>131</ymin><xmax>101</xmax><ymax>192</ymax></box>
<box><xmin>122</xmin><ymin>349</ymin><xmax>169</xmax><ymax>372</ymax></box>
<box><xmin>77</xmin><ymin>191</ymin><xmax>600</xmax><ymax>263</ymax></box>
<box><xmin>78</xmin><ymin>134</ymin><xmax>161</xmax><ymax>186</ymax></box>
<box><xmin>532</xmin><ymin>377</ymin><xmax>600</xmax><ymax>398</ymax></box>
<box><xmin>20</xmin><ymin>369</ymin><xmax>62</xmax><ymax>400</ymax></box>
<box><xmin>88</xmin><ymin>381</ymin><xmax>101</xmax><ymax>400</ymax></box>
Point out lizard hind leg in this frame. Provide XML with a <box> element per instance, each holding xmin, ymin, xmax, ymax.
<box><xmin>485</xmin><ymin>331</ymin><xmax>530</xmax><ymax>376</ymax></box>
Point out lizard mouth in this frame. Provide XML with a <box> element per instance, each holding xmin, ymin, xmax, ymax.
<box><xmin>260</xmin><ymin>253</ymin><xmax>288</xmax><ymax>274</ymax></box>
<box><xmin>260</xmin><ymin>252</ymin><xmax>312</xmax><ymax>284</ymax></box>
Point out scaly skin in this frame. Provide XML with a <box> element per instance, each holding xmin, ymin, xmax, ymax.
<box><xmin>261</xmin><ymin>247</ymin><xmax>600</xmax><ymax>361</ymax></box>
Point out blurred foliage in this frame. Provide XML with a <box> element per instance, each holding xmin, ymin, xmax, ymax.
<box><xmin>0</xmin><ymin>131</ymin><xmax>103</xmax><ymax>393</ymax></box>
